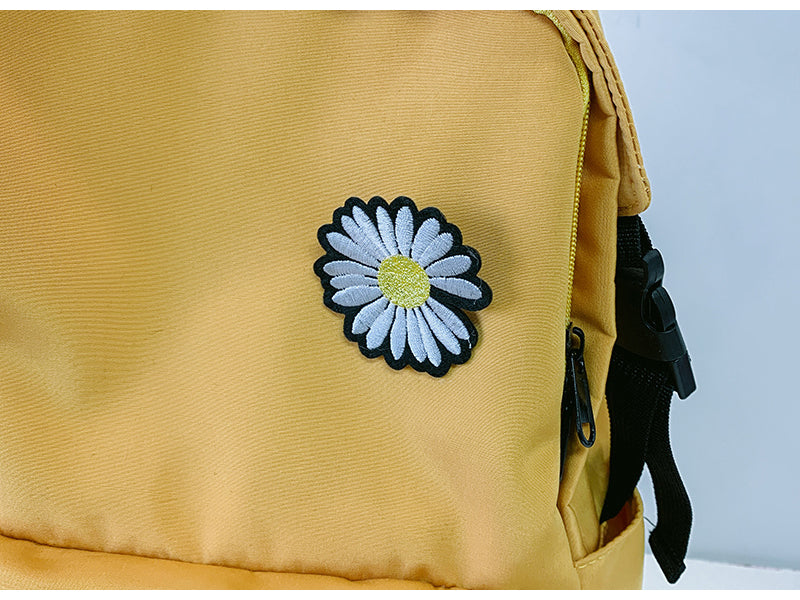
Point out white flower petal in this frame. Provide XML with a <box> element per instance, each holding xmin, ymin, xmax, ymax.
<box><xmin>426</xmin><ymin>297</ymin><xmax>470</xmax><ymax>341</ymax></box>
<box><xmin>326</xmin><ymin>232</ymin><xmax>381</xmax><ymax>267</ymax></box>
<box><xmin>352</xmin><ymin>205</ymin><xmax>390</xmax><ymax>259</ymax></box>
<box><xmin>390</xmin><ymin>306</ymin><xmax>407</xmax><ymax>360</ymax></box>
<box><xmin>352</xmin><ymin>296</ymin><xmax>389</xmax><ymax>334</ymax></box>
<box><xmin>430</xmin><ymin>277</ymin><xmax>483</xmax><ymax>300</ymax></box>
<box><xmin>376</xmin><ymin>206</ymin><xmax>398</xmax><ymax>256</ymax></box>
<box><xmin>420</xmin><ymin>303</ymin><xmax>461</xmax><ymax>355</ymax></box>
<box><xmin>405</xmin><ymin>306</ymin><xmax>427</xmax><ymax>362</ymax></box>
<box><xmin>323</xmin><ymin>260</ymin><xmax>379</xmax><ymax>277</ymax></box>
<box><xmin>417</xmin><ymin>232</ymin><xmax>453</xmax><ymax>268</ymax></box>
<box><xmin>395</xmin><ymin>206</ymin><xmax>414</xmax><ymax>257</ymax></box>
<box><xmin>341</xmin><ymin>216</ymin><xmax>385</xmax><ymax>262</ymax></box>
<box><xmin>414</xmin><ymin>307</ymin><xmax>441</xmax><ymax>367</ymax></box>
<box><xmin>330</xmin><ymin>274</ymin><xmax>378</xmax><ymax>289</ymax></box>
<box><xmin>332</xmin><ymin>285</ymin><xmax>383</xmax><ymax>307</ymax></box>
<box><xmin>340</xmin><ymin>215</ymin><xmax>361</xmax><ymax>242</ymax></box>
<box><xmin>366</xmin><ymin>302</ymin><xmax>396</xmax><ymax>349</ymax></box>
<box><xmin>424</xmin><ymin>254</ymin><xmax>472</xmax><ymax>277</ymax></box>
<box><xmin>410</xmin><ymin>218</ymin><xmax>440</xmax><ymax>262</ymax></box>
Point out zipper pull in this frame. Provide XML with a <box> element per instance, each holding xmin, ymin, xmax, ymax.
<box><xmin>560</xmin><ymin>324</ymin><xmax>597</xmax><ymax>480</ymax></box>
<box><xmin>568</xmin><ymin>326</ymin><xmax>596</xmax><ymax>448</ymax></box>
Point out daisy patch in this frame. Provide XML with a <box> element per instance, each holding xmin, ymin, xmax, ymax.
<box><xmin>313</xmin><ymin>196</ymin><xmax>492</xmax><ymax>377</ymax></box>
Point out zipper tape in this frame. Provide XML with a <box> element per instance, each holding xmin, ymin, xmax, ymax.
<box><xmin>533</xmin><ymin>10</ymin><xmax>591</xmax><ymax>328</ymax></box>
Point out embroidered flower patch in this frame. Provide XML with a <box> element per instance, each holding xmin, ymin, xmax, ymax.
<box><xmin>314</xmin><ymin>196</ymin><xmax>492</xmax><ymax>377</ymax></box>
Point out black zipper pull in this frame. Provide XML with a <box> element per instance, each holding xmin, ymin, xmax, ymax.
<box><xmin>569</xmin><ymin>326</ymin><xmax>596</xmax><ymax>448</ymax></box>
<box><xmin>560</xmin><ymin>324</ymin><xmax>596</xmax><ymax>480</ymax></box>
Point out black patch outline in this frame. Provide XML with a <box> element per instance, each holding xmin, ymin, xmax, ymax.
<box><xmin>313</xmin><ymin>196</ymin><xmax>492</xmax><ymax>377</ymax></box>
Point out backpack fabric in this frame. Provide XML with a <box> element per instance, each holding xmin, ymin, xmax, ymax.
<box><xmin>0</xmin><ymin>10</ymin><xmax>688</xmax><ymax>589</ymax></box>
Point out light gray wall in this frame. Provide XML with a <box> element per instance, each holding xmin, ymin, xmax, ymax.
<box><xmin>598</xmin><ymin>11</ymin><xmax>800</xmax><ymax>570</ymax></box>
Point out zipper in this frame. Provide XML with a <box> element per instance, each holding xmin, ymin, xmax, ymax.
<box><xmin>560</xmin><ymin>324</ymin><xmax>596</xmax><ymax>478</ymax></box>
<box><xmin>534</xmin><ymin>10</ymin><xmax>591</xmax><ymax>328</ymax></box>
<box><xmin>534</xmin><ymin>11</ymin><xmax>597</xmax><ymax>477</ymax></box>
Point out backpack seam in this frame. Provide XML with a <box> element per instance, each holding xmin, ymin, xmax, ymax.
<box><xmin>571</xmin><ymin>10</ymin><xmax>650</xmax><ymax>211</ymax></box>
<box><xmin>0</xmin><ymin>529</ymin><xmax>454</xmax><ymax>589</ymax></box>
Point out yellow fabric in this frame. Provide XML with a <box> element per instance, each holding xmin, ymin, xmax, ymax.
<box><xmin>0</xmin><ymin>11</ymin><xmax>645</xmax><ymax>588</ymax></box>
<box><xmin>548</xmin><ymin>10</ymin><xmax>652</xmax><ymax>216</ymax></box>
<box><xmin>0</xmin><ymin>531</ymin><xmax>442</xmax><ymax>589</ymax></box>
<box><xmin>0</xmin><ymin>490</ymin><xmax>642</xmax><ymax>590</ymax></box>
<box><xmin>575</xmin><ymin>491</ymin><xmax>645</xmax><ymax>590</ymax></box>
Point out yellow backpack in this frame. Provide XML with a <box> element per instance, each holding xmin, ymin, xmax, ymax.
<box><xmin>0</xmin><ymin>10</ymin><xmax>694</xmax><ymax>589</ymax></box>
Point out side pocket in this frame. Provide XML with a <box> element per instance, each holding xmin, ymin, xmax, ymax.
<box><xmin>574</xmin><ymin>490</ymin><xmax>644</xmax><ymax>590</ymax></box>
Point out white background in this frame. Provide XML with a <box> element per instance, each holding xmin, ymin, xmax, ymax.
<box><xmin>599</xmin><ymin>10</ymin><xmax>800</xmax><ymax>571</ymax></box>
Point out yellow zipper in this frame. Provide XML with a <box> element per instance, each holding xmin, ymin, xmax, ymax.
<box><xmin>534</xmin><ymin>11</ymin><xmax>591</xmax><ymax>327</ymax></box>
<box><xmin>535</xmin><ymin>12</ymin><xmax>599</xmax><ymax>473</ymax></box>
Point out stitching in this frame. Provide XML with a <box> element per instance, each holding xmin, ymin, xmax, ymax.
<box><xmin>574</xmin><ymin>493</ymin><xmax>644</xmax><ymax>571</ymax></box>
<box><xmin>573</xmin><ymin>11</ymin><xmax>650</xmax><ymax>210</ymax></box>
<box><xmin>0</xmin><ymin>529</ymin><xmax>455</xmax><ymax>589</ymax></box>
<box><xmin>649</xmin><ymin>530</ymin><xmax>685</xmax><ymax>566</ymax></box>
<box><xmin>586</xmin><ymin>13</ymin><xmax>651</xmax><ymax>206</ymax></box>
<box><xmin>576</xmin><ymin>12</ymin><xmax>643</xmax><ymax>207</ymax></box>
<box><xmin>575</xmin><ymin>552</ymin><xmax>609</xmax><ymax>570</ymax></box>
<box><xmin>315</xmin><ymin>196</ymin><xmax>492</xmax><ymax>378</ymax></box>
<box><xmin>580</xmin><ymin>11</ymin><xmax>649</xmax><ymax>199</ymax></box>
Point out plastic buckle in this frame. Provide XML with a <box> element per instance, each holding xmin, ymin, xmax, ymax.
<box><xmin>615</xmin><ymin>248</ymin><xmax>697</xmax><ymax>399</ymax></box>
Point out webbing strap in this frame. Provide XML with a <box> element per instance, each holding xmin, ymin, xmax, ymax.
<box><xmin>601</xmin><ymin>216</ymin><xmax>693</xmax><ymax>584</ymax></box>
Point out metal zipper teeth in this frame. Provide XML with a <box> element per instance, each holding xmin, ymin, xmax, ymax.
<box><xmin>534</xmin><ymin>11</ymin><xmax>591</xmax><ymax>327</ymax></box>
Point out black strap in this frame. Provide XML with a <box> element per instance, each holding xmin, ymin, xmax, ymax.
<box><xmin>601</xmin><ymin>216</ymin><xmax>694</xmax><ymax>584</ymax></box>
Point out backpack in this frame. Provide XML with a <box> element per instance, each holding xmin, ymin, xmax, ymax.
<box><xmin>0</xmin><ymin>10</ymin><xmax>694</xmax><ymax>589</ymax></box>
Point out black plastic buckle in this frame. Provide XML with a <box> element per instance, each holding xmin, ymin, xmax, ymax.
<box><xmin>615</xmin><ymin>248</ymin><xmax>696</xmax><ymax>399</ymax></box>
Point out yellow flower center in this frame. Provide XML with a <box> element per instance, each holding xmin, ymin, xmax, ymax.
<box><xmin>377</xmin><ymin>255</ymin><xmax>431</xmax><ymax>308</ymax></box>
